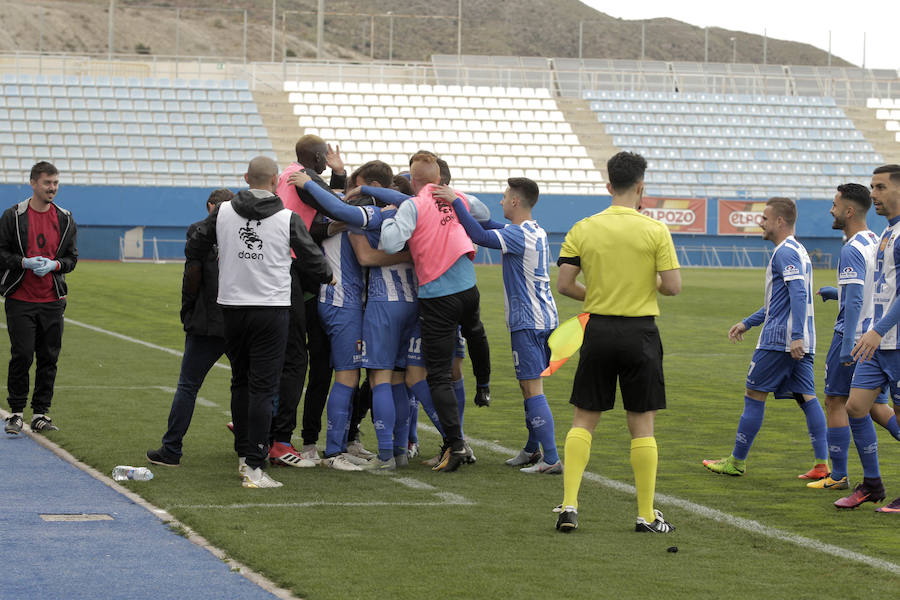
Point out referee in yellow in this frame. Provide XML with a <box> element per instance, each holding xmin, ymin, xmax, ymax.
<box><xmin>554</xmin><ymin>151</ymin><xmax>681</xmax><ymax>533</ymax></box>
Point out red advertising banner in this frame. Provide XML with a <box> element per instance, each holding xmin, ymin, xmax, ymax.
<box><xmin>718</xmin><ymin>200</ymin><xmax>768</xmax><ymax>235</ymax></box>
<box><xmin>639</xmin><ymin>198</ymin><xmax>707</xmax><ymax>234</ymax></box>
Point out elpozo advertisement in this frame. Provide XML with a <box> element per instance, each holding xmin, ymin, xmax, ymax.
<box><xmin>718</xmin><ymin>200</ymin><xmax>767</xmax><ymax>235</ymax></box>
<box><xmin>639</xmin><ymin>198</ymin><xmax>707</xmax><ymax>234</ymax></box>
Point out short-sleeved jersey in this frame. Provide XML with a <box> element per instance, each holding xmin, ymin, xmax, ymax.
<box><xmin>835</xmin><ymin>230</ymin><xmax>879</xmax><ymax>340</ymax></box>
<box><xmin>489</xmin><ymin>220</ymin><xmax>558</xmax><ymax>332</ymax></box>
<box><xmin>318</xmin><ymin>229</ymin><xmax>365</xmax><ymax>308</ymax></box>
<box><xmin>872</xmin><ymin>220</ymin><xmax>900</xmax><ymax>349</ymax></box>
<box><xmin>558</xmin><ymin>205</ymin><xmax>679</xmax><ymax>317</ymax></box>
<box><xmin>756</xmin><ymin>236</ymin><xmax>815</xmax><ymax>354</ymax></box>
<box><xmin>362</xmin><ymin>227</ymin><xmax>417</xmax><ymax>303</ymax></box>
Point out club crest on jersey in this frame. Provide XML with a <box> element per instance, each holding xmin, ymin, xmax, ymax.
<box><xmin>880</xmin><ymin>234</ymin><xmax>893</xmax><ymax>253</ymax></box>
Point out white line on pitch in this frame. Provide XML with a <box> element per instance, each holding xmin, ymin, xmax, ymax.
<box><xmin>44</xmin><ymin>384</ymin><xmax>219</xmax><ymax>408</ymax></box>
<box><xmin>58</xmin><ymin>317</ymin><xmax>900</xmax><ymax>576</ymax></box>
<box><xmin>169</xmin><ymin>498</ymin><xmax>473</xmax><ymax>510</ymax></box>
<box><xmin>63</xmin><ymin>317</ymin><xmax>231</xmax><ymax>371</ymax></box>
<box><xmin>390</xmin><ymin>477</ymin><xmax>437</xmax><ymax>491</ymax></box>
<box><xmin>417</xmin><ymin>425</ymin><xmax>900</xmax><ymax>576</ymax></box>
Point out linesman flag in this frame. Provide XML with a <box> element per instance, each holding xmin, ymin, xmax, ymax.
<box><xmin>540</xmin><ymin>313</ymin><xmax>590</xmax><ymax>376</ymax></box>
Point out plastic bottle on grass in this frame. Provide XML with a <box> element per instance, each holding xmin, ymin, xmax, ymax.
<box><xmin>112</xmin><ymin>466</ymin><xmax>154</xmax><ymax>481</ymax></box>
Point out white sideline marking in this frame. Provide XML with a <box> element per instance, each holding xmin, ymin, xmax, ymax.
<box><xmin>170</xmin><ymin>497</ymin><xmax>472</xmax><ymax>510</ymax></box>
<box><xmin>61</xmin><ymin>318</ymin><xmax>900</xmax><ymax>575</ymax></box>
<box><xmin>391</xmin><ymin>477</ymin><xmax>437</xmax><ymax>491</ymax></box>
<box><xmin>45</xmin><ymin>384</ymin><xmax>219</xmax><ymax>408</ymax></box>
<box><xmin>63</xmin><ymin>317</ymin><xmax>231</xmax><ymax>371</ymax></box>
<box><xmin>417</xmin><ymin>425</ymin><xmax>900</xmax><ymax>575</ymax></box>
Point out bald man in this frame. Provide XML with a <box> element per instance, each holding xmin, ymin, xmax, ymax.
<box><xmin>186</xmin><ymin>156</ymin><xmax>333</xmax><ymax>488</ymax></box>
<box><xmin>365</xmin><ymin>152</ymin><xmax>493</xmax><ymax>473</ymax></box>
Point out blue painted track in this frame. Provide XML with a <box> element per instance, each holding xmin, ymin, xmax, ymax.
<box><xmin>0</xmin><ymin>431</ymin><xmax>280</xmax><ymax>600</ymax></box>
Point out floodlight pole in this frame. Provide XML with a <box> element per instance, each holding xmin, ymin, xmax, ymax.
<box><xmin>704</xmin><ymin>27</ymin><xmax>708</xmax><ymax>63</ymax></box>
<box><xmin>270</xmin><ymin>0</ymin><xmax>276</xmax><ymax>62</ymax></box>
<box><xmin>578</xmin><ymin>21</ymin><xmax>583</xmax><ymax>59</ymax></box>
<box><xmin>457</xmin><ymin>0</ymin><xmax>462</xmax><ymax>57</ymax></box>
<box><xmin>762</xmin><ymin>28</ymin><xmax>767</xmax><ymax>64</ymax></box>
<box><xmin>388</xmin><ymin>12</ymin><xmax>394</xmax><ymax>61</ymax></box>
<box><xmin>641</xmin><ymin>23</ymin><xmax>645</xmax><ymax>61</ymax></box>
<box><xmin>827</xmin><ymin>30</ymin><xmax>831</xmax><ymax>67</ymax></box>
<box><xmin>316</xmin><ymin>0</ymin><xmax>324</xmax><ymax>59</ymax></box>
<box><xmin>107</xmin><ymin>0</ymin><xmax>114</xmax><ymax>60</ymax></box>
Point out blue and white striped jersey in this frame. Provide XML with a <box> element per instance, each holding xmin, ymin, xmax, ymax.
<box><xmin>872</xmin><ymin>220</ymin><xmax>900</xmax><ymax>349</ymax></box>
<box><xmin>489</xmin><ymin>220</ymin><xmax>559</xmax><ymax>332</ymax></box>
<box><xmin>362</xmin><ymin>227</ymin><xmax>417</xmax><ymax>303</ymax></box>
<box><xmin>318</xmin><ymin>230</ymin><xmax>365</xmax><ymax>308</ymax></box>
<box><xmin>756</xmin><ymin>236</ymin><xmax>816</xmax><ymax>354</ymax></box>
<box><xmin>836</xmin><ymin>230</ymin><xmax>879</xmax><ymax>340</ymax></box>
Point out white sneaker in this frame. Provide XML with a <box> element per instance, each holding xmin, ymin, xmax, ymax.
<box><xmin>463</xmin><ymin>440</ymin><xmax>476</xmax><ymax>464</ymax></box>
<box><xmin>300</xmin><ymin>444</ymin><xmax>321</xmax><ymax>465</ymax></box>
<box><xmin>506</xmin><ymin>448</ymin><xmax>542</xmax><ymax>466</ymax></box>
<box><xmin>238</xmin><ymin>457</ymin><xmax>248</xmax><ymax>479</ymax></box>
<box><xmin>520</xmin><ymin>460</ymin><xmax>563</xmax><ymax>474</ymax></box>
<box><xmin>346</xmin><ymin>439</ymin><xmax>376</xmax><ymax>459</ymax></box>
<box><xmin>321</xmin><ymin>454</ymin><xmax>364</xmax><ymax>471</ymax></box>
<box><xmin>340</xmin><ymin>452</ymin><xmax>374</xmax><ymax>466</ymax></box>
<box><xmin>241</xmin><ymin>466</ymin><xmax>283</xmax><ymax>488</ymax></box>
<box><xmin>407</xmin><ymin>442</ymin><xmax>419</xmax><ymax>459</ymax></box>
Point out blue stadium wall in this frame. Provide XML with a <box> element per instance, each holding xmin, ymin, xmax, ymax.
<box><xmin>0</xmin><ymin>184</ymin><xmax>870</xmax><ymax>265</ymax></box>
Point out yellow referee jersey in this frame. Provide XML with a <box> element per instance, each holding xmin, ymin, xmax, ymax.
<box><xmin>558</xmin><ymin>205</ymin><xmax>679</xmax><ymax>316</ymax></box>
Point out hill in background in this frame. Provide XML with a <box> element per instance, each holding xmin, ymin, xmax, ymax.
<box><xmin>0</xmin><ymin>0</ymin><xmax>853</xmax><ymax>67</ymax></box>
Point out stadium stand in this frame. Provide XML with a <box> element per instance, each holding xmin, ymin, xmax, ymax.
<box><xmin>0</xmin><ymin>74</ymin><xmax>275</xmax><ymax>186</ymax></box>
<box><xmin>869</xmin><ymin>97</ymin><xmax>900</xmax><ymax>141</ymax></box>
<box><xmin>586</xmin><ymin>91</ymin><xmax>882</xmax><ymax>198</ymax></box>
<box><xmin>283</xmin><ymin>80</ymin><xmax>605</xmax><ymax>194</ymax></box>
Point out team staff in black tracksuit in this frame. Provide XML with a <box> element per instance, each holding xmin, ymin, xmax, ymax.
<box><xmin>146</xmin><ymin>189</ymin><xmax>234</xmax><ymax>467</ymax></box>
<box><xmin>186</xmin><ymin>156</ymin><xmax>332</xmax><ymax>489</ymax></box>
<box><xmin>0</xmin><ymin>161</ymin><xmax>78</xmax><ymax>435</ymax></box>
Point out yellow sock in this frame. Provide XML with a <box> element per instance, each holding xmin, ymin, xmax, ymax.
<box><xmin>562</xmin><ymin>427</ymin><xmax>592</xmax><ymax>510</ymax></box>
<box><xmin>631</xmin><ymin>436</ymin><xmax>658</xmax><ymax>523</ymax></box>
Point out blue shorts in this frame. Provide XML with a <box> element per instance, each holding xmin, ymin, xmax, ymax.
<box><xmin>850</xmin><ymin>349</ymin><xmax>900</xmax><ymax>406</ymax></box>
<box><xmin>511</xmin><ymin>329</ymin><xmax>552</xmax><ymax>380</ymax></box>
<box><xmin>407</xmin><ymin>323</ymin><xmax>465</xmax><ymax>367</ymax></box>
<box><xmin>362</xmin><ymin>301</ymin><xmax>417</xmax><ymax>370</ymax></box>
<box><xmin>318</xmin><ymin>302</ymin><xmax>363</xmax><ymax>371</ymax></box>
<box><xmin>824</xmin><ymin>331</ymin><xmax>890</xmax><ymax>403</ymax></box>
<box><xmin>746</xmin><ymin>349</ymin><xmax>815</xmax><ymax>399</ymax></box>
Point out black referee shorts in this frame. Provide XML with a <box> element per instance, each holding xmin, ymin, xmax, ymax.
<box><xmin>570</xmin><ymin>314</ymin><xmax>666</xmax><ymax>413</ymax></box>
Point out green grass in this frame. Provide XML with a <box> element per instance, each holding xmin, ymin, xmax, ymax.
<box><xmin>6</xmin><ymin>263</ymin><xmax>900</xmax><ymax>599</ymax></box>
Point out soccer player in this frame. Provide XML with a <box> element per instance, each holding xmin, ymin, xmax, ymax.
<box><xmin>436</xmin><ymin>177</ymin><xmax>562</xmax><ymax>473</ymax></box>
<box><xmin>703</xmin><ymin>198</ymin><xmax>828</xmax><ymax>480</ymax></box>
<box><xmin>554</xmin><ymin>152</ymin><xmax>680</xmax><ymax>533</ymax></box>
<box><xmin>147</xmin><ymin>189</ymin><xmax>233</xmax><ymax>467</ymax></box>
<box><xmin>376</xmin><ymin>152</ymin><xmax>493</xmax><ymax>472</ymax></box>
<box><xmin>836</xmin><ymin>164</ymin><xmax>900</xmax><ymax>512</ymax></box>
<box><xmin>346</xmin><ymin>161</ymin><xmax>419</xmax><ymax>469</ymax></box>
<box><xmin>809</xmin><ymin>184</ymin><xmax>900</xmax><ymax>491</ymax></box>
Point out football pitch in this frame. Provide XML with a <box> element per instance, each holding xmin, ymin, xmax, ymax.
<box><xmin>8</xmin><ymin>262</ymin><xmax>900</xmax><ymax>599</ymax></box>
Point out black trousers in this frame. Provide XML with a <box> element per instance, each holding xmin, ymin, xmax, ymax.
<box><xmin>223</xmin><ymin>306</ymin><xmax>289</xmax><ymax>470</ymax></box>
<box><xmin>301</xmin><ymin>296</ymin><xmax>333</xmax><ymax>446</ymax></box>
<box><xmin>271</xmin><ymin>268</ymin><xmax>308</xmax><ymax>444</ymax></box>
<box><xmin>418</xmin><ymin>286</ymin><xmax>490</xmax><ymax>450</ymax></box>
<box><xmin>4</xmin><ymin>297</ymin><xmax>66</xmax><ymax>414</ymax></box>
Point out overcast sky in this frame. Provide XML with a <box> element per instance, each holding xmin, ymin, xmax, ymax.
<box><xmin>580</xmin><ymin>0</ymin><xmax>899</xmax><ymax>70</ymax></box>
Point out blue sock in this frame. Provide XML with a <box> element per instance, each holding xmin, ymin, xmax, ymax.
<box><xmin>732</xmin><ymin>396</ymin><xmax>765</xmax><ymax>460</ymax></box>
<box><xmin>453</xmin><ymin>377</ymin><xmax>466</xmax><ymax>437</ymax></box>
<box><xmin>827</xmin><ymin>425</ymin><xmax>851</xmax><ymax>481</ymax></box>
<box><xmin>849</xmin><ymin>415</ymin><xmax>880</xmax><ymax>479</ymax></box>
<box><xmin>884</xmin><ymin>415</ymin><xmax>900</xmax><ymax>442</ymax></box>
<box><xmin>324</xmin><ymin>383</ymin><xmax>354</xmax><ymax>457</ymax></box>
<box><xmin>800</xmin><ymin>397</ymin><xmax>828</xmax><ymax>461</ymax></box>
<box><xmin>371</xmin><ymin>383</ymin><xmax>395</xmax><ymax>461</ymax></box>
<box><xmin>392</xmin><ymin>384</ymin><xmax>410</xmax><ymax>457</ymax></box>
<box><xmin>407</xmin><ymin>393</ymin><xmax>419</xmax><ymax>444</ymax></box>
<box><xmin>524</xmin><ymin>394</ymin><xmax>559</xmax><ymax>464</ymax></box>
<box><xmin>411</xmin><ymin>380</ymin><xmax>444</xmax><ymax>437</ymax></box>
<box><xmin>523</xmin><ymin>404</ymin><xmax>540</xmax><ymax>454</ymax></box>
